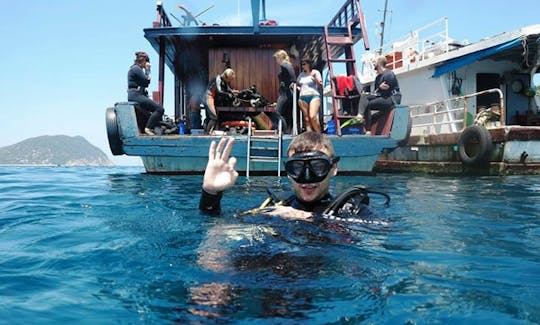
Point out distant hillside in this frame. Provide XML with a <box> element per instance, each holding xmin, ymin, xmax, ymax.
<box><xmin>0</xmin><ymin>135</ymin><xmax>113</xmax><ymax>166</ymax></box>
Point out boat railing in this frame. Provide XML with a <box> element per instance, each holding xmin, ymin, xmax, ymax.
<box><xmin>409</xmin><ymin>88</ymin><xmax>504</xmax><ymax>136</ymax></box>
<box><xmin>327</xmin><ymin>0</ymin><xmax>369</xmax><ymax>49</ymax></box>
<box><xmin>153</xmin><ymin>2</ymin><xmax>173</xmax><ymax>28</ymax></box>
<box><xmin>362</xmin><ymin>17</ymin><xmax>452</xmax><ymax>76</ymax></box>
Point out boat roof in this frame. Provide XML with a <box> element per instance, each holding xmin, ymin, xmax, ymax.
<box><xmin>144</xmin><ymin>24</ymin><xmax>363</xmax><ymax>74</ymax></box>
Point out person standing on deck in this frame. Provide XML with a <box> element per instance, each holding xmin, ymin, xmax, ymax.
<box><xmin>357</xmin><ymin>55</ymin><xmax>401</xmax><ymax>135</ymax></box>
<box><xmin>127</xmin><ymin>51</ymin><xmax>165</xmax><ymax>136</ymax></box>
<box><xmin>296</xmin><ymin>58</ymin><xmax>323</xmax><ymax>133</ymax></box>
<box><xmin>273</xmin><ymin>50</ymin><xmax>296</xmax><ymax>134</ymax></box>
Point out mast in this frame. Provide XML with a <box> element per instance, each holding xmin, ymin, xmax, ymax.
<box><xmin>379</xmin><ymin>0</ymin><xmax>388</xmax><ymax>53</ymax></box>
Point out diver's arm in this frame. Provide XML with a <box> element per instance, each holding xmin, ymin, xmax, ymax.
<box><xmin>199</xmin><ymin>138</ymin><xmax>238</xmax><ymax>213</ymax></box>
<box><xmin>199</xmin><ymin>188</ymin><xmax>223</xmax><ymax>213</ymax></box>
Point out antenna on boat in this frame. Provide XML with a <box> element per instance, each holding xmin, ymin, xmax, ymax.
<box><xmin>378</xmin><ymin>0</ymin><xmax>389</xmax><ymax>53</ymax></box>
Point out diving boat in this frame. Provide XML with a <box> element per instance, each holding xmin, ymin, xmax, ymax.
<box><xmin>105</xmin><ymin>0</ymin><xmax>410</xmax><ymax>175</ymax></box>
<box><xmin>359</xmin><ymin>18</ymin><xmax>540</xmax><ymax>175</ymax></box>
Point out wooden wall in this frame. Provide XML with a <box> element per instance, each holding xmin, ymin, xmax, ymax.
<box><xmin>208</xmin><ymin>47</ymin><xmax>282</xmax><ymax>103</ymax></box>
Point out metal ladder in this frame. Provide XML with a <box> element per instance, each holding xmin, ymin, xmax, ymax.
<box><xmin>246</xmin><ymin>117</ymin><xmax>283</xmax><ymax>178</ymax></box>
<box><xmin>324</xmin><ymin>0</ymin><xmax>370</xmax><ymax>136</ymax></box>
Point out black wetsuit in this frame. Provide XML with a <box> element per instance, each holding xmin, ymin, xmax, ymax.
<box><xmin>358</xmin><ymin>69</ymin><xmax>401</xmax><ymax>130</ymax></box>
<box><xmin>199</xmin><ymin>189</ymin><xmax>332</xmax><ymax>215</ymax></box>
<box><xmin>275</xmin><ymin>61</ymin><xmax>296</xmax><ymax>133</ymax></box>
<box><xmin>127</xmin><ymin>64</ymin><xmax>165</xmax><ymax>130</ymax></box>
<box><xmin>203</xmin><ymin>75</ymin><xmax>236</xmax><ymax>132</ymax></box>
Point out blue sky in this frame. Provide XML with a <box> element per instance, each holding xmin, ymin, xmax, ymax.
<box><xmin>1</xmin><ymin>1</ymin><xmax>538</xmax><ymax>165</ymax></box>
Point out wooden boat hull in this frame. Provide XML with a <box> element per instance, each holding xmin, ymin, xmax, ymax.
<box><xmin>108</xmin><ymin>103</ymin><xmax>410</xmax><ymax>175</ymax></box>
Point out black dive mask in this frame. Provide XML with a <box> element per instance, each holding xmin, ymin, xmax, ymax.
<box><xmin>284</xmin><ymin>151</ymin><xmax>340</xmax><ymax>184</ymax></box>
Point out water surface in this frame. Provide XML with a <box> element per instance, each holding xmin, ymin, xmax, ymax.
<box><xmin>0</xmin><ymin>167</ymin><xmax>539</xmax><ymax>324</ymax></box>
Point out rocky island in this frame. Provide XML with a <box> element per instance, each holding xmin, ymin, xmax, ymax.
<box><xmin>0</xmin><ymin>135</ymin><xmax>113</xmax><ymax>166</ymax></box>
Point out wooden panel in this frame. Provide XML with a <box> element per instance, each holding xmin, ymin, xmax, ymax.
<box><xmin>209</xmin><ymin>47</ymin><xmax>281</xmax><ymax>103</ymax></box>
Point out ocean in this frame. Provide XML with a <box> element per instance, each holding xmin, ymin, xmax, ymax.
<box><xmin>0</xmin><ymin>166</ymin><xmax>539</xmax><ymax>324</ymax></box>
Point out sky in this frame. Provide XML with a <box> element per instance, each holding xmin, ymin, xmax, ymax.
<box><xmin>1</xmin><ymin>0</ymin><xmax>538</xmax><ymax>166</ymax></box>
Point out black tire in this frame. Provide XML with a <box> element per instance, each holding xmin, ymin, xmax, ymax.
<box><xmin>457</xmin><ymin>125</ymin><xmax>492</xmax><ymax>166</ymax></box>
<box><xmin>106</xmin><ymin>107</ymin><xmax>125</xmax><ymax>156</ymax></box>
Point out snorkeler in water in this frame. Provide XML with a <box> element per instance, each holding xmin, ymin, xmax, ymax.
<box><xmin>199</xmin><ymin>132</ymin><xmax>389</xmax><ymax>223</ymax></box>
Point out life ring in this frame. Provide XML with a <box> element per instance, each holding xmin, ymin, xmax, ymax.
<box><xmin>457</xmin><ymin>125</ymin><xmax>492</xmax><ymax>166</ymax></box>
<box><xmin>106</xmin><ymin>107</ymin><xmax>125</xmax><ymax>155</ymax></box>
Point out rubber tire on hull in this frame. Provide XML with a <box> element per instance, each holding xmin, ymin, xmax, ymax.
<box><xmin>106</xmin><ymin>107</ymin><xmax>125</xmax><ymax>155</ymax></box>
<box><xmin>457</xmin><ymin>125</ymin><xmax>492</xmax><ymax>166</ymax></box>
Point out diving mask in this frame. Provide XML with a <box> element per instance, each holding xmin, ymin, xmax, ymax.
<box><xmin>284</xmin><ymin>151</ymin><xmax>340</xmax><ymax>184</ymax></box>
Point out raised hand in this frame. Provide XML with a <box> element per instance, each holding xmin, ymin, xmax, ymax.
<box><xmin>202</xmin><ymin>137</ymin><xmax>239</xmax><ymax>194</ymax></box>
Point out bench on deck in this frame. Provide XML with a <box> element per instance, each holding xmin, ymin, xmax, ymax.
<box><xmin>370</xmin><ymin>108</ymin><xmax>395</xmax><ymax>135</ymax></box>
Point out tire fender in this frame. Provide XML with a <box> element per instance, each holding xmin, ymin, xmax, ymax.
<box><xmin>106</xmin><ymin>107</ymin><xmax>125</xmax><ymax>155</ymax></box>
<box><xmin>457</xmin><ymin>125</ymin><xmax>492</xmax><ymax>166</ymax></box>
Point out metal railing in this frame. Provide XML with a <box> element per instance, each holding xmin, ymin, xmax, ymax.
<box><xmin>409</xmin><ymin>88</ymin><xmax>504</xmax><ymax>136</ymax></box>
<box><xmin>153</xmin><ymin>2</ymin><xmax>173</xmax><ymax>28</ymax></box>
<box><xmin>361</xmin><ymin>17</ymin><xmax>450</xmax><ymax>76</ymax></box>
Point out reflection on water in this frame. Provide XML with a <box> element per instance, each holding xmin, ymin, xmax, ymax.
<box><xmin>0</xmin><ymin>167</ymin><xmax>539</xmax><ymax>323</ymax></box>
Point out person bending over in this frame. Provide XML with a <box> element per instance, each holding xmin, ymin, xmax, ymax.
<box><xmin>357</xmin><ymin>55</ymin><xmax>401</xmax><ymax>135</ymax></box>
<box><xmin>127</xmin><ymin>51</ymin><xmax>165</xmax><ymax>136</ymax></box>
<box><xmin>203</xmin><ymin>68</ymin><xmax>238</xmax><ymax>133</ymax></box>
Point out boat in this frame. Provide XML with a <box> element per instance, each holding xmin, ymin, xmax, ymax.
<box><xmin>105</xmin><ymin>0</ymin><xmax>410</xmax><ymax>175</ymax></box>
<box><xmin>358</xmin><ymin>18</ymin><xmax>540</xmax><ymax>175</ymax></box>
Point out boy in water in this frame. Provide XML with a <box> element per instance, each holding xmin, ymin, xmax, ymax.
<box><xmin>199</xmin><ymin>132</ymin><xmax>340</xmax><ymax>220</ymax></box>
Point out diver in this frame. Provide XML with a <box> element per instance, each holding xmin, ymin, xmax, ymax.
<box><xmin>199</xmin><ymin>132</ymin><xmax>389</xmax><ymax>224</ymax></box>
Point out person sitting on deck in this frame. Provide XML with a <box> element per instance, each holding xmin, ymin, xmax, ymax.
<box><xmin>203</xmin><ymin>68</ymin><xmax>238</xmax><ymax>133</ymax></box>
<box><xmin>127</xmin><ymin>51</ymin><xmax>165</xmax><ymax>136</ymax></box>
<box><xmin>357</xmin><ymin>55</ymin><xmax>401</xmax><ymax>135</ymax></box>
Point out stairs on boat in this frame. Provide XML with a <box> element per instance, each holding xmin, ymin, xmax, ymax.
<box><xmin>324</xmin><ymin>0</ymin><xmax>370</xmax><ymax>136</ymax></box>
<box><xmin>246</xmin><ymin>118</ymin><xmax>283</xmax><ymax>178</ymax></box>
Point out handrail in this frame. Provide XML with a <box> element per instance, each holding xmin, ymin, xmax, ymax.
<box><xmin>408</xmin><ymin>88</ymin><xmax>504</xmax><ymax>136</ymax></box>
<box><xmin>362</xmin><ymin>17</ymin><xmax>451</xmax><ymax>74</ymax></box>
<box><xmin>153</xmin><ymin>1</ymin><xmax>173</xmax><ymax>28</ymax></box>
<box><xmin>327</xmin><ymin>0</ymin><xmax>369</xmax><ymax>50</ymax></box>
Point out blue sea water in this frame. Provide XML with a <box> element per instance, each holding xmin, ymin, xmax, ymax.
<box><xmin>0</xmin><ymin>166</ymin><xmax>539</xmax><ymax>324</ymax></box>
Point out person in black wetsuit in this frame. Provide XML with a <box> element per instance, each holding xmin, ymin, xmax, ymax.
<box><xmin>357</xmin><ymin>55</ymin><xmax>401</xmax><ymax>135</ymax></box>
<box><xmin>127</xmin><ymin>51</ymin><xmax>165</xmax><ymax>136</ymax></box>
<box><xmin>199</xmin><ymin>132</ymin><xmax>340</xmax><ymax>221</ymax></box>
<box><xmin>202</xmin><ymin>68</ymin><xmax>238</xmax><ymax>133</ymax></box>
<box><xmin>273</xmin><ymin>50</ymin><xmax>296</xmax><ymax>134</ymax></box>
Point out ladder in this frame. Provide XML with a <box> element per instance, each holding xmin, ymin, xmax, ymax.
<box><xmin>246</xmin><ymin>118</ymin><xmax>283</xmax><ymax>178</ymax></box>
<box><xmin>324</xmin><ymin>0</ymin><xmax>370</xmax><ymax>136</ymax></box>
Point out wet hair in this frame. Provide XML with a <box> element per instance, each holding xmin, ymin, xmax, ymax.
<box><xmin>135</xmin><ymin>51</ymin><xmax>149</xmax><ymax>64</ymax></box>
<box><xmin>273</xmin><ymin>49</ymin><xmax>290</xmax><ymax>63</ymax></box>
<box><xmin>301</xmin><ymin>58</ymin><xmax>312</xmax><ymax>65</ymax></box>
<box><xmin>375</xmin><ymin>55</ymin><xmax>387</xmax><ymax>68</ymax></box>
<box><xmin>287</xmin><ymin>131</ymin><xmax>335</xmax><ymax>157</ymax></box>
<box><xmin>221</xmin><ymin>68</ymin><xmax>235</xmax><ymax>79</ymax></box>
